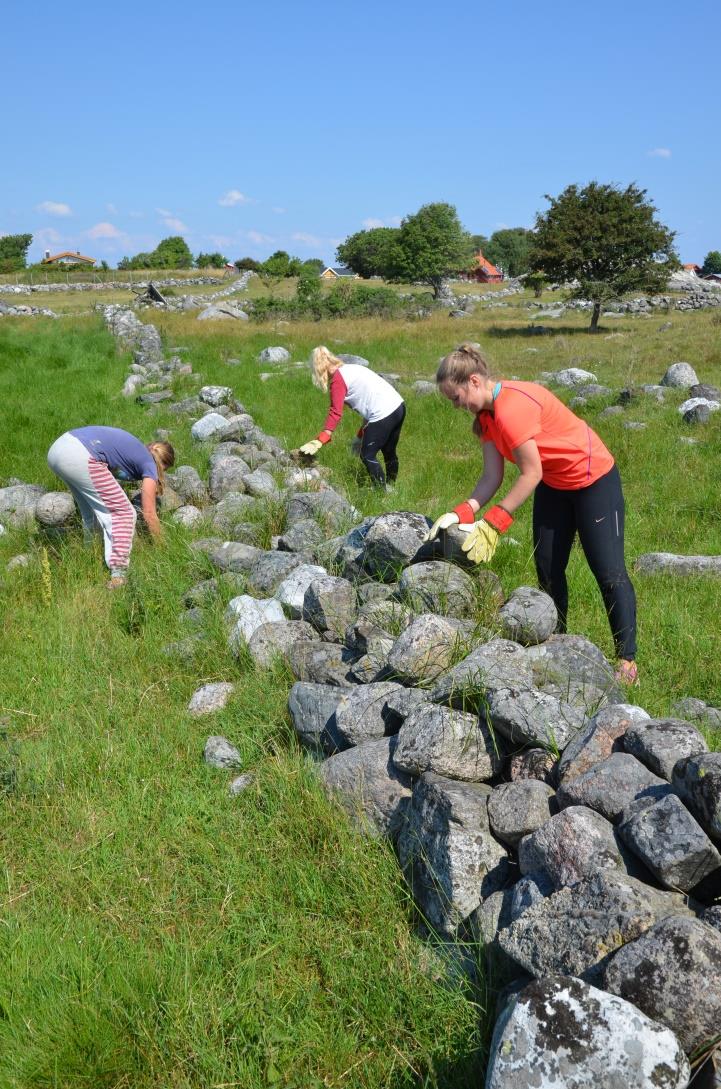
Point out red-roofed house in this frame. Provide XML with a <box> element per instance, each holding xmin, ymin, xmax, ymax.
<box><xmin>462</xmin><ymin>250</ymin><xmax>503</xmax><ymax>283</ymax></box>
<box><xmin>683</xmin><ymin>263</ymin><xmax>703</xmax><ymax>275</ymax></box>
<box><xmin>42</xmin><ymin>250</ymin><xmax>96</xmax><ymax>266</ymax></box>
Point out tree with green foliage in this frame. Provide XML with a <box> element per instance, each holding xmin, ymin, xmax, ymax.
<box><xmin>196</xmin><ymin>251</ymin><xmax>227</xmax><ymax>268</ymax></box>
<box><xmin>469</xmin><ymin>234</ymin><xmax>490</xmax><ymax>256</ymax></box>
<box><xmin>302</xmin><ymin>258</ymin><xmax>325</xmax><ymax>274</ymax></box>
<box><xmin>153</xmin><ymin>236</ymin><xmax>193</xmax><ymax>269</ymax></box>
<box><xmin>0</xmin><ymin>233</ymin><xmax>33</xmax><ymax>272</ymax></box>
<box><xmin>336</xmin><ymin>227</ymin><xmax>398</xmax><ymax>279</ymax></box>
<box><xmin>702</xmin><ymin>250</ymin><xmax>721</xmax><ymax>276</ymax></box>
<box><xmin>524</xmin><ymin>271</ymin><xmax>547</xmax><ymax>298</ymax></box>
<box><xmin>485</xmin><ymin>227</ymin><xmax>534</xmax><ymax>277</ymax></box>
<box><xmin>261</xmin><ymin>250</ymin><xmax>293</xmax><ymax>278</ymax></box>
<box><xmin>296</xmin><ymin>265</ymin><xmax>323</xmax><ymax>315</ymax></box>
<box><xmin>530</xmin><ymin>182</ymin><xmax>678</xmax><ymax>331</ymax></box>
<box><xmin>234</xmin><ymin>256</ymin><xmax>261</xmax><ymax>271</ymax></box>
<box><xmin>386</xmin><ymin>203</ymin><xmax>474</xmax><ymax>298</ymax></box>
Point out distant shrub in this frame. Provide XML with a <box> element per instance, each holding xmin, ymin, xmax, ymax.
<box><xmin>251</xmin><ymin>281</ymin><xmax>411</xmax><ymax>323</ymax></box>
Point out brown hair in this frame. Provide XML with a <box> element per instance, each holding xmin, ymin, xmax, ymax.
<box><xmin>436</xmin><ymin>343</ymin><xmax>492</xmax><ymax>386</ymax></box>
<box><xmin>148</xmin><ymin>441</ymin><xmax>175</xmax><ymax>495</ymax></box>
<box><xmin>310</xmin><ymin>345</ymin><xmax>344</xmax><ymax>392</ymax></box>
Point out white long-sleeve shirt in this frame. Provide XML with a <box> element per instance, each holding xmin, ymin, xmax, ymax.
<box><xmin>322</xmin><ymin>365</ymin><xmax>404</xmax><ymax>432</ymax></box>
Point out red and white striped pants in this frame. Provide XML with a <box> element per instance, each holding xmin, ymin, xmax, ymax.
<box><xmin>47</xmin><ymin>432</ymin><xmax>137</xmax><ymax>573</ymax></box>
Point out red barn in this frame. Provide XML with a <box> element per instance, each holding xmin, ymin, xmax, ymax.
<box><xmin>463</xmin><ymin>250</ymin><xmax>503</xmax><ymax>283</ymax></box>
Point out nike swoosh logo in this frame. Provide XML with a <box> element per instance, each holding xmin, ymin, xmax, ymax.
<box><xmin>595</xmin><ymin>517</ymin><xmax>605</xmax><ymax>523</ymax></box>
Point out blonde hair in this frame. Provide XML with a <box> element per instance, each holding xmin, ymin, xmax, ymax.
<box><xmin>436</xmin><ymin>343</ymin><xmax>492</xmax><ymax>386</ymax></box>
<box><xmin>311</xmin><ymin>345</ymin><xmax>344</xmax><ymax>392</ymax></box>
<box><xmin>148</xmin><ymin>441</ymin><xmax>175</xmax><ymax>495</ymax></box>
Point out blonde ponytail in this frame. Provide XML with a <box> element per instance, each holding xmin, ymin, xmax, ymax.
<box><xmin>148</xmin><ymin>441</ymin><xmax>175</xmax><ymax>496</ymax></box>
<box><xmin>310</xmin><ymin>345</ymin><xmax>344</xmax><ymax>392</ymax></box>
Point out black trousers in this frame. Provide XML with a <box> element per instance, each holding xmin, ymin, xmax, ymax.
<box><xmin>361</xmin><ymin>403</ymin><xmax>406</xmax><ymax>486</ymax></box>
<box><xmin>532</xmin><ymin>464</ymin><xmax>637</xmax><ymax>660</ymax></box>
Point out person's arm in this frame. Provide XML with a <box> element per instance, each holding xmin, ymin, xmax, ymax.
<box><xmin>320</xmin><ymin>370</ymin><xmax>348</xmax><ymax>439</ymax></box>
<box><xmin>460</xmin><ymin>440</ymin><xmax>543</xmax><ymax>563</ymax></box>
<box><xmin>494</xmin><ymin>439</ymin><xmax>543</xmax><ymax>514</ymax></box>
<box><xmin>425</xmin><ymin>441</ymin><xmax>504</xmax><ymax>541</ymax></box>
<box><xmin>140</xmin><ymin>477</ymin><xmax>162</xmax><ymax>539</ymax></box>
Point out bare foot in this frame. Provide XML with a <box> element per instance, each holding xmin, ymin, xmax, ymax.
<box><xmin>107</xmin><ymin>576</ymin><xmax>127</xmax><ymax>589</ymax></box>
<box><xmin>614</xmin><ymin>659</ymin><xmax>639</xmax><ymax>686</ymax></box>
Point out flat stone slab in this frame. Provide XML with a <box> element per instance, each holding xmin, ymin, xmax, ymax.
<box><xmin>486</xmin><ymin>975</ymin><xmax>690</xmax><ymax>1089</ymax></box>
<box><xmin>603</xmin><ymin>915</ymin><xmax>721</xmax><ymax>1055</ymax></box>
<box><xmin>635</xmin><ymin>552</ymin><xmax>721</xmax><ymax>576</ymax></box>
<box><xmin>392</xmin><ymin>703</ymin><xmax>505</xmax><ymax>782</ymax></box>
<box><xmin>558</xmin><ymin>703</ymin><xmax>650</xmax><ymax>783</ymax></box>
<box><xmin>618</xmin><ymin>793</ymin><xmax>721</xmax><ymax>893</ymax></box>
<box><xmin>556</xmin><ymin>752</ymin><xmax>670</xmax><ymax>822</ymax></box>
<box><xmin>430</xmin><ymin>638</ymin><xmax>532</xmax><ymax>709</ymax></box>
<box><xmin>623</xmin><ymin>717</ymin><xmax>708</xmax><ymax>780</ymax></box>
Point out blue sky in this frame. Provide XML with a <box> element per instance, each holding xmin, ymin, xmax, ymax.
<box><xmin>4</xmin><ymin>0</ymin><xmax>719</xmax><ymax>265</ymax></box>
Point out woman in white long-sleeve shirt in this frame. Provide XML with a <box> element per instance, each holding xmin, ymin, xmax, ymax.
<box><xmin>299</xmin><ymin>346</ymin><xmax>406</xmax><ymax>487</ymax></box>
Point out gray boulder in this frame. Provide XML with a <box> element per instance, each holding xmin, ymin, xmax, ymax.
<box><xmin>498</xmin><ymin>869</ymin><xmax>692</xmax><ymax>984</ymax></box>
<box><xmin>618</xmin><ymin>793</ymin><xmax>721</xmax><ymax>893</ymax></box>
<box><xmin>243</xmin><ymin>468</ymin><xmax>281</xmax><ymax>499</ymax></box>
<box><xmin>167</xmin><ymin>465</ymin><xmax>207</xmax><ymax>503</ymax></box>
<box><xmin>518</xmin><ymin>806</ymin><xmax>624</xmax><ymax>889</ymax></box>
<box><xmin>672</xmin><ymin>697</ymin><xmax>721</xmax><ymax>731</ymax></box>
<box><xmin>187</xmin><ymin>682</ymin><xmax>235</xmax><ymax>716</ymax></box>
<box><xmin>486</xmin><ymin>975</ymin><xmax>690</xmax><ymax>1089</ymax></box>
<box><xmin>430</xmin><ymin>638</ymin><xmax>532</xmax><ymax>709</ymax></box>
<box><xmin>257</xmin><ymin>346</ymin><xmax>290</xmax><ymax>364</ymax></box>
<box><xmin>546</xmin><ymin>367</ymin><xmax>599</xmax><ymax>387</ymax></box>
<box><xmin>210</xmin><ymin>493</ymin><xmax>259</xmax><ymax>533</ymax></box>
<box><xmin>210</xmin><ymin>540</ymin><xmax>262</xmax><ymax>573</ymax></box>
<box><xmin>487</xmin><ymin>780</ymin><xmax>555</xmax><ymax>849</ymax></box>
<box><xmin>672</xmin><ymin>753</ymin><xmax>721</xmax><ymax>842</ymax></box>
<box><xmin>191</xmin><ymin>412</ymin><xmax>229</xmax><ymax>441</ymax></box>
<box><xmin>320</xmin><ymin>736</ymin><xmax>413</xmax><ymax>841</ymax></box>
<box><xmin>246</xmin><ymin>551</ymin><xmax>305</xmax><ymax>595</ymax></box>
<box><xmin>556</xmin><ymin>752</ymin><xmax>670</xmax><ymax>822</ymax></box>
<box><xmin>208</xmin><ymin>456</ymin><xmax>250</xmax><ymax>500</ymax></box>
<box><xmin>525</xmin><ymin>634</ymin><xmax>622</xmax><ymax>708</ymax></box>
<box><xmin>398</xmin><ymin>773</ymin><xmax>508</xmax><ymax>935</ymax></box>
<box><xmin>337</xmin><ymin>353</ymin><xmax>370</xmax><ymax>367</ymax></box>
<box><xmin>303</xmin><ymin>575</ymin><xmax>357</xmax><ymax>638</ymax></box>
<box><xmin>361</xmin><ymin>511</ymin><xmax>430</xmax><ymax>581</ymax></box>
<box><xmin>498</xmin><ymin>587</ymin><xmax>557</xmax><ymax>646</ymax></box>
<box><xmin>623</xmin><ymin>717</ymin><xmax>708</xmax><ymax>780</ymax></box>
<box><xmin>387</xmin><ymin>614</ymin><xmax>466</xmax><ymax>684</ymax></box>
<box><xmin>508</xmin><ymin>749</ymin><xmax>557</xmax><ymax>786</ymax></box>
<box><xmin>172</xmin><ymin>505</ymin><xmax>204</xmax><ymax>528</ymax></box>
<box><xmin>277</xmin><ymin>518</ymin><xmax>325</xmax><ymax>553</ymax></box>
<box><xmin>35</xmin><ymin>491</ymin><xmax>77</xmax><ymax>528</ymax></box>
<box><xmin>392</xmin><ymin>703</ymin><xmax>505</xmax><ymax>782</ymax></box>
<box><xmin>509</xmin><ymin>873</ymin><xmax>554</xmax><ymax>922</ymax></box>
<box><xmin>199</xmin><ymin>384</ymin><xmax>233</xmax><ymax>406</ymax></box>
<box><xmin>288</xmin><ymin>641</ymin><xmax>360</xmax><ymax>686</ymax></box>
<box><xmin>603</xmin><ymin>915</ymin><xmax>721</xmax><ymax>1055</ymax></box>
<box><xmin>660</xmin><ymin>361</ymin><xmax>699</xmax><ymax>387</ymax></box>
<box><xmin>287</xmin><ymin>682</ymin><xmax>350</xmax><ymax>752</ymax></box>
<box><xmin>274</xmin><ymin>563</ymin><xmax>328</xmax><ymax>618</ymax></box>
<box><xmin>635</xmin><ymin>552</ymin><xmax>721</xmax><ymax>576</ymax></box>
<box><xmin>488</xmin><ymin>685</ymin><xmax>586</xmax><ymax>751</ymax></box>
<box><xmin>0</xmin><ymin>483</ymin><xmax>45</xmax><ymax>526</ymax></box>
<box><xmin>558</xmin><ymin>703</ymin><xmax>650</xmax><ymax>783</ymax></box>
<box><xmin>226</xmin><ymin>595</ymin><xmax>285</xmax><ymax>647</ymax></box>
<box><xmin>396</xmin><ymin>561</ymin><xmax>478</xmax><ymax>618</ymax></box>
<box><xmin>247</xmin><ymin>620</ymin><xmax>319</xmax><ymax>668</ymax></box>
<box><xmin>203</xmin><ymin>736</ymin><xmax>241</xmax><ymax>769</ymax></box>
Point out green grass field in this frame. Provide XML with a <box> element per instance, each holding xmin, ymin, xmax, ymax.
<box><xmin>0</xmin><ymin>304</ymin><xmax>720</xmax><ymax>1087</ymax></box>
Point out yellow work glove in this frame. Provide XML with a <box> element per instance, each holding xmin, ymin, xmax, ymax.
<box><xmin>423</xmin><ymin>501</ymin><xmax>475</xmax><ymax>543</ymax></box>
<box><xmin>299</xmin><ymin>439</ymin><xmax>323</xmax><ymax>457</ymax></box>
<box><xmin>461</xmin><ymin>505</ymin><xmax>513</xmax><ymax>564</ymax></box>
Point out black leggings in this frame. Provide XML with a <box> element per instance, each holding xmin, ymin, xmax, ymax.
<box><xmin>532</xmin><ymin>464</ymin><xmax>637</xmax><ymax>660</ymax></box>
<box><xmin>361</xmin><ymin>403</ymin><xmax>406</xmax><ymax>486</ymax></box>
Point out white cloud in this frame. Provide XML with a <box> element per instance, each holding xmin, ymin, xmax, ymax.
<box><xmin>86</xmin><ymin>222</ymin><xmax>123</xmax><ymax>239</ymax></box>
<box><xmin>292</xmin><ymin>231</ymin><xmax>323</xmax><ymax>248</ymax></box>
<box><xmin>218</xmin><ymin>189</ymin><xmax>253</xmax><ymax>207</ymax></box>
<box><xmin>208</xmin><ymin>234</ymin><xmax>234</xmax><ymax>249</ymax></box>
<box><xmin>35</xmin><ymin>227</ymin><xmax>62</xmax><ymax>245</ymax></box>
<box><xmin>128</xmin><ymin>210</ymin><xmax>144</xmax><ymax>219</ymax></box>
<box><xmin>362</xmin><ymin>215</ymin><xmax>401</xmax><ymax>229</ymax></box>
<box><xmin>272</xmin><ymin>206</ymin><xmax>286</xmax><ymax>214</ymax></box>
<box><xmin>162</xmin><ymin>216</ymin><xmax>189</xmax><ymax>232</ymax></box>
<box><xmin>156</xmin><ymin>207</ymin><xmax>172</xmax><ymax>217</ymax></box>
<box><xmin>106</xmin><ymin>202</ymin><xmax>118</xmax><ymax>215</ymax></box>
<box><xmin>246</xmin><ymin>230</ymin><xmax>274</xmax><ymax>245</ymax></box>
<box><xmin>36</xmin><ymin>201</ymin><xmax>72</xmax><ymax>217</ymax></box>
<box><xmin>648</xmin><ymin>147</ymin><xmax>672</xmax><ymax>158</ymax></box>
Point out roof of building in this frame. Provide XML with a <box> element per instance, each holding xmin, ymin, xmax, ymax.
<box><xmin>321</xmin><ymin>266</ymin><xmax>357</xmax><ymax>277</ymax></box>
<box><xmin>473</xmin><ymin>251</ymin><xmax>502</xmax><ymax>277</ymax></box>
<box><xmin>42</xmin><ymin>251</ymin><xmax>96</xmax><ymax>264</ymax></box>
<box><xmin>683</xmin><ymin>263</ymin><xmax>702</xmax><ymax>272</ymax></box>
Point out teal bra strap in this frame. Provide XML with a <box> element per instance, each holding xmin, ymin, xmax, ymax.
<box><xmin>492</xmin><ymin>381</ymin><xmax>502</xmax><ymax>402</ymax></box>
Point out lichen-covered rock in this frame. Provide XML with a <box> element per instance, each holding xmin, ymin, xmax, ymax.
<box><xmin>277</xmin><ymin>518</ymin><xmax>326</xmax><ymax>553</ymax></box>
<box><xmin>199</xmin><ymin>384</ymin><xmax>233</xmax><ymax>406</ymax></box>
<box><xmin>525</xmin><ymin>634</ymin><xmax>622</xmax><ymax>709</ymax></box>
<box><xmin>320</xmin><ymin>736</ymin><xmax>413</xmax><ymax>841</ymax></box>
<box><xmin>274</xmin><ymin>563</ymin><xmax>328</xmax><ymax>618</ymax></box>
<box><xmin>497</xmin><ymin>869</ymin><xmax>691</xmax><ymax>984</ymax></box>
<box><xmin>0</xmin><ymin>483</ymin><xmax>45</xmax><ymax>526</ymax></box>
<box><xmin>286</xmin><ymin>488</ymin><xmax>358</xmax><ymax>533</ymax></box>
<box><xmin>618</xmin><ymin>793</ymin><xmax>721</xmax><ymax>894</ymax></box>
<box><xmin>398</xmin><ymin>772</ymin><xmax>508</xmax><ymax>935</ymax></box>
<box><xmin>167</xmin><ymin>465</ymin><xmax>207</xmax><ymax>504</ymax></box>
<box><xmin>257</xmin><ymin>346</ymin><xmax>290</xmax><ymax>364</ymax></box>
<box><xmin>35</xmin><ymin>491</ymin><xmax>77</xmax><ymax>528</ymax></box>
<box><xmin>210</xmin><ymin>493</ymin><xmax>259</xmax><ymax>533</ymax></box>
<box><xmin>203</xmin><ymin>735</ymin><xmax>241</xmax><ymax>769</ymax></box>
<box><xmin>623</xmin><ymin>717</ymin><xmax>709</xmax><ymax>781</ymax></box>
<box><xmin>603</xmin><ymin>915</ymin><xmax>721</xmax><ymax>1055</ymax></box>
<box><xmin>361</xmin><ymin>511</ymin><xmax>430</xmax><ymax>581</ymax></box>
<box><xmin>671</xmin><ymin>753</ymin><xmax>721</xmax><ymax>843</ymax></box>
<box><xmin>324</xmin><ymin>682</ymin><xmax>410</xmax><ymax>752</ymax></box>
<box><xmin>208</xmin><ymin>455</ymin><xmax>250</xmax><ymax>500</ymax></box>
<box><xmin>247</xmin><ymin>620</ymin><xmax>318</xmax><ymax>668</ymax></box>
<box><xmin>387</xmin><ymin>613</ymin><xmax>465</xmax><ymax>685</ymax></box>
<box><xmin>209</xmin><ymin>540</ymin><xmax>262</xmax><ymax>573</ymax></box>
<box><xmin>303</xmin><ymin>575</ymin><xmax>357</xmax><ymax>638</ymax></box>
<box><xmin>243</xmin><ymin>468</ymin><xmax>281</xmax><ymax>499</ymax></box>
<box><xmin>396</xmin><ymin>561</ymin><xmax>478</xmax><ymax>618</ymax></box>
<box><xmin>508</xmin><ymin>749</ymin><xmax>557</xmax><ymax>786</ymax></box>
<box><xmin>191</xmin><ymin>412</ymin><xmax>230</xmax><ymax>441</ymax></box>
<box><xmin>635</xmin><ymin>552</ymin><xmax>721</xmax><ymax>576</ymax></box>
<box><xmin>288</xmin><ymin>641</ymin><xmax>360</xmax><ymax>686</ymax></box>
<box><xmin>485</xmin><ymin>975</ymin><xmax>690</xmax><ymax>1089</ymax></box>
<box><xmin>558</xmin><ymin>703</ymin><xmax>650</xmax><ymax>783</ymax></box>
<box><xmin>660</xmin><ymin>361</ymin><xmax>699</xmax><ymax>387</ymax></box>
<box><xmin>488</xmin><ymin>685</ymin><xmax>586</xmax><ymax>751</ymax></box>
<box><xmin>392</xmin><ymin>703</ymin><xmax>505</xmax><ymax>782</ymax></box>
<box><xmin>672</xmin><ymin>697</ymin><xmax>721</xmax><ymax>731</ymax></box>
<box><xmin>487</xmin><ymin>781</ymin><xmax>555</xmax><ymax>849</ymax></box>
<box><xmin>287</xmin><ymin>682</ymin><xmax>350</xmax><ymax>752</ymax></box>
<box><xmin>246</xmin><ymin>551</ymin><xmax>305</xmax><ymax>595</ymax></box>
<box><xmin>430</xmin><ymin>638</ymin><xmax>532</xmax><ymax>709</ymax></box>
<box><xmin>226</xmin><ymin>595</ymin><xmax>285</xmax><ymax>648</ymax></box>
<box><xmin>556</xmin><ymin>752</ymin><xmax>670</xmax><ymax>822</ymax></box>
<box><xmin>172</xmin><ymin>504</ymin><xmax>204</xmax><ymax>527</ymax></box>
<box><xmin>498</xmin><ymin>587</ymin><xmax>558</xmax><ymax>646</ymax></box>
<box><xmin>518</xmin><ymin>806</ymin><xmax>623</xmax><ymax>889</ymax></box>
<box><xmin>187</xmin><ymin>682</ymin><xmax>235</xmax><ymax>716</ymax></box>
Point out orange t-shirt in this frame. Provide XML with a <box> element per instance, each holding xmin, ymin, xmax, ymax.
<box><xmin>478</xmin><ymin>381</ymin><xmax>614</xmax><ymax>490</ymax></box>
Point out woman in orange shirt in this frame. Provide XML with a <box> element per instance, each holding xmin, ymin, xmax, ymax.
<box><xmin>426</xmin><ymin>344</ymin><xmax>638</xmax><ymax>685</ymax></box>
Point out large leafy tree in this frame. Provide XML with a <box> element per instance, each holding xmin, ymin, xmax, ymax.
<box><xmin>0</xmin><ymin>233</ymin><xmax>33</xmax><ymax>272</ymax></box>
<box><xmin>336</xmin><ymin>227</ymin><xmax>398</xmax><ymax>279</ymax></box>
<box><xmin>153</xmin><ymin>235</ymin><xmax>193</xmax><ymax>268</ymax></box>
<box><xmin>702</xmin><ymin>250</ymin><xmax>721</xmax><ymax>275</ymax></box>
<box><xmin>530</xmin><ymin>182</ymin><xmax>678</xmax><ymax>331</ymax></box>
<box><xmin>386</xmin><ymin>203</ymin><xmax>474</xmax><ymax>298</ymax></box>
<box><xmin>196</xmin><ymin>251</ymin><xmax>227</xmax><ymax>268</ymax></box>
<box><xmin>485</xmin><ymin>227</ymin><xmax>534</xmax><ymax>277</ymax></box>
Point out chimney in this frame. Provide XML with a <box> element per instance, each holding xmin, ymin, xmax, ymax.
<box><xmin>44</xmin><ymin>249</ymin><xmax>50</xmax><ymax>260</ymax></box>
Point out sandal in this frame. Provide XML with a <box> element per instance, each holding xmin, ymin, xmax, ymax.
<box><xmin>107</xmin><ymin>576</ymin><xmax>127</xmax><ymax>590</ymax></box>
<box><xmin>615</xmin><ymin>659</ymin><xmax>639</xmax><ymax>686</ymax></box>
